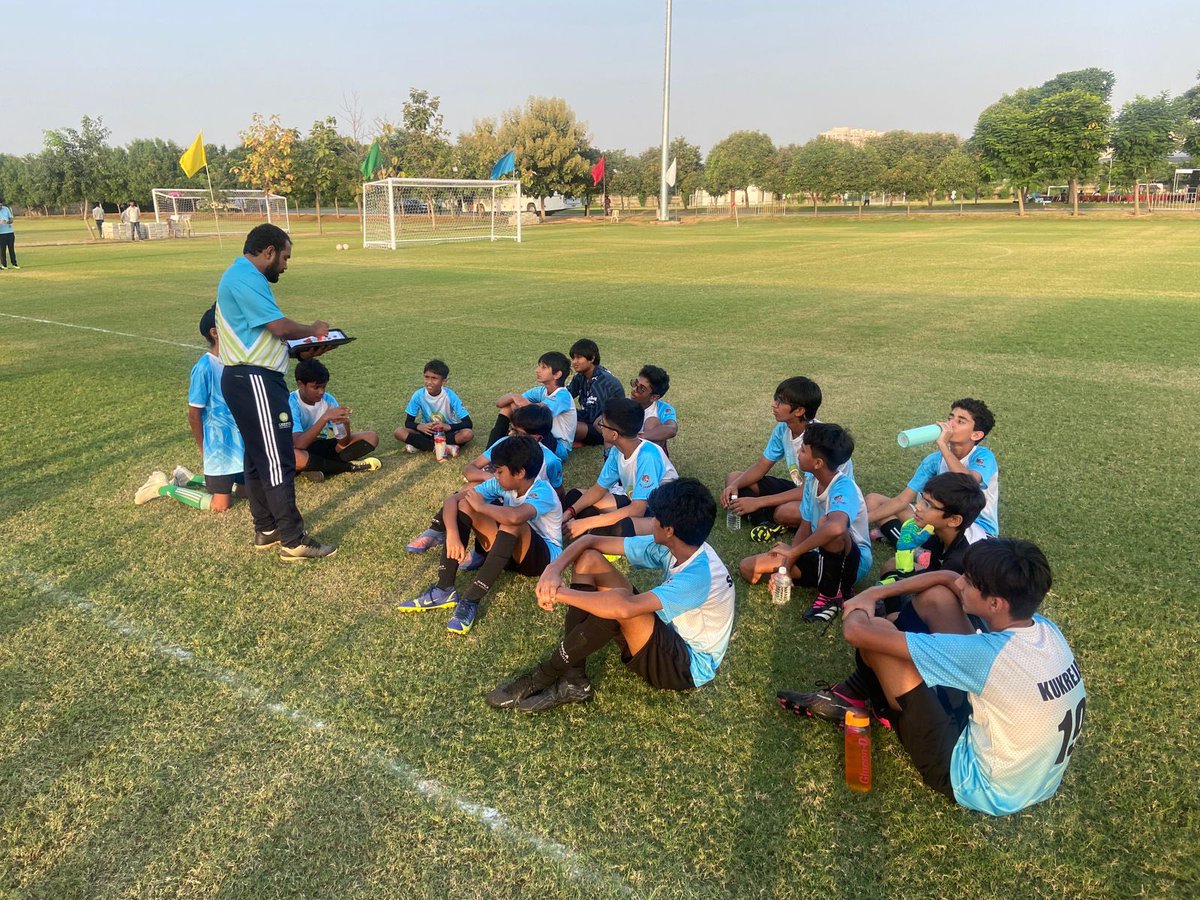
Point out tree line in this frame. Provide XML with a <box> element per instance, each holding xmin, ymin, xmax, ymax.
<box><xmin>3</xmin><ymin>68</ymin><xmax>1198</xmax><ymax>223</ymax></box>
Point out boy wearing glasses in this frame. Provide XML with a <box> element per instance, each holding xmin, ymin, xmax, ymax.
<box><xmin>562</xmin><ymin>398</ymin><xmax>678</xmax><ymax>540</ymax></box>
<box><xmin>866</xmin><ymin>398</ymin><xmax>999</xmax><ymax>546</ymax></box>
<box><xmin>566</xmin><ymin>338</ymin><xmax>624</xmax><ymax>446</ymax></box>
<box><xmin>486</xmin><ymin>478</ymin><xmax>735</xmax><ymax>713</ymax></box>
<box><xmin>722</xmin><ymin>376</ymin><xmax>849</xmax><ymax>541</ymax></box>
<box><xmin>778</xmin><ymin>471</ymin><xmax>987</xmax><ymax>725</ymax></box>
<box><xmin>628</xmin><ymin>365</ymin><xmax>678</xmax><ymax>452</ymax></box>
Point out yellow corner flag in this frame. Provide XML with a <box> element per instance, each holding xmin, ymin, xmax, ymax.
<box><xmin>179</xmin><ymin>132</ymin><xmax>208</xmax><ymax>178</ymax></box>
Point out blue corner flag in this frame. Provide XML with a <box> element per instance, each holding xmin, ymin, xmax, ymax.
<box><xmin>490</xmin><ymin>150</ymin><xmax>515</xmax><ymax>180</ymax></box>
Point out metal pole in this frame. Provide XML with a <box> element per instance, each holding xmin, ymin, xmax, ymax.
<box><xmin>658</xmin><ymin>0</ymin><xmax>672</xmax><ymax>222</ymax></box>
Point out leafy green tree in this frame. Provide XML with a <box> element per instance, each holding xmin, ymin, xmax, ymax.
<box><xmin>973</xmin><ymin>90</ymin><xmax>1042</xmax><ymax>215</ymax></box>
<box><xmin>1178</xmin><ymin>71</ymin><xmax>1200</xmax><ymax>159</ymax></box>
<box><xmin>704</xmin><ymin>130</ymin><xmax>774</xmax><ymax>211</ymax></box>
<box><xmin>882</xmin><ymin>151</ymin><xmax>934</xmax><ymax>216</ymax></box>
<box><xmin>787</xmin><ymin>138</ymin><xmax>842</xmax><ymax>214</ymax></box>
<box><xmin>232</xmin><ymin>113</ymin><xmax>298</xmax><ymax>195</ymax></box>
<box><xmin>453</xmin><ymin>118</ymin><xmax>503</xmax><ymax>179</ymax></box>
<box><xmin>1035</xmin><ymin>89</ymin><xmax>1111</xmax><ymax>214</ymax></box>
<box><xmin>120</xmin><ymin>138</ymin><xmax>188</xmax><ymax>206</ymax></box>
<box><xmin>497</xmin><ymin>96</ymin><xmax>591</xmax><ymax>219</ymax></box>
<box><xmin>934</xmin><ymin>147</ymin><xmax>983</xmax><ymax>214</ymax></box>
<box><xmin>1111</xmin><ymin>94</ymin><xmax>1183</xmax><ymax>215</ymax></box>
<box><xmin>42</xmin><ymin>116</ymin><xmax>112</xmax><ymax>224</ymax></box>
<box><xmin>843</xmin><ymin>142</ymin><xmax>884</xmax><ymax>214</ymax></box>
<box><xmin>295</xmin><ymin>117</ymin><xmax>343</xmax><ymax>233</ymax></box>
<box><xmin>598</xmin><ymin>149</ymin><xmax>638</xmax><ymax>210</ymax></box>
<box><xmin>1034</xmin><ymin>68</ymin><xmax>1115</xmax><ymax>103</ymax></box>
<box><xmin>635</xmin><ymin>138</ymin><xmax>703</xmax><ymax>209</ymax></box>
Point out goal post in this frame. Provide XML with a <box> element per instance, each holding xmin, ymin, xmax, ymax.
<box><xmin>361</xmin><ymin>177</ymin><xmax>522</xmax><ymax>249</ymax></box>
<box><xmin>151</xmin><ymin>188</ymin><xmax>290</xmax><ymax>238</ymax></box>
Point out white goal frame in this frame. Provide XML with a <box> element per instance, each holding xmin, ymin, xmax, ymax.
<box><xmin>361</xmin><ymin>178</ymin><xmax>522</xmax><ymax>249</ymax></box>
<box><xmin>151</xmin><ymin>188</ymin><xmax>290</xmax><ymax>237</ymax></box>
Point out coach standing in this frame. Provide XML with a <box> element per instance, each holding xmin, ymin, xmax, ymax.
<box><xmin>216</xmin><ymin>224</ymin><xmax>337</xmax><ymax>560</ymax></box>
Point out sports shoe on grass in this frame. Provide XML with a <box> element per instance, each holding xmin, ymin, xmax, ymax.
<box><xmin>134</xmin><ymin>471</ymin><xmax>168</xmax><ymax>505</ymax></box>
<box><xmin>445</xmin><ymin>444</ymin><xmax>460</xmax><ymax>459</ymax></box>
<box><xmin>172</xmin><ymin>465</ymin><xmax>197</xmax><ymax>487</ymax></box>
<box><xmin>351</xmin><ymin>457</ymin><xmax>381</xmax><ymax>473</ymax></box>
<box><xmin>749</xmin><ymin>523</ymin><xmax>787</xmax><ymax>543</ymax></box>
<box><xmin>459</xmin><ymin>549</ymin><xmax>487</xmax><ymax>571</ymax></box>
<box><xmin>278</xmin><ymin>535</ymin><xmax>337</xmax><ymax>562</ymax></box>
<box><xmin>446</xmin><ymin>598</ymin><xmax>479</xmax><ymax>634</ymax></box>
<box><xmin>254</xmin><ymin>529</ymin><xmax>281</xmax><ymax>551</ymax></box>
<box><xmin>300</xmin><ymin>470</ymin><xmax>325</xmax><ymax>483</ymax></box>
<box><xmin>395</xmin><ymin>586</ymin><xmax>457</xmax><ymax>612</ymax></box>
<box><xmin>406</xmin><ymin>529</ymin><xmax>446</xmax><ymax>553</ymax></box>
<box><xmin>486</xmin><ymin>670</ymin><xmax>555</xmax><ymax>709</ymax></box>
<box><xmin>777</xmin><ymin>686</ymin><xmax>865</xmax><ymax>725</ymax></box>
<box><xmin>803</xmin><ymin>592</ymin><xmax>842</xmax><ymax>623</ymax></box>
<box><xmin>404</xmin><ymin>444</ymin><xmax>418</xmax><ymax>454</ymax></box>
<box><xmin>516</xmin><ymin>676</ymin><xmax>594</xmax><ymax>713</ymax></box>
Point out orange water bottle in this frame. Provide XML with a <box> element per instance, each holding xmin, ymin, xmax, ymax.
<box><xmin>844</xmin><ymin>708</ymin><xmax>872</xmax><ymax>793</ymax></box>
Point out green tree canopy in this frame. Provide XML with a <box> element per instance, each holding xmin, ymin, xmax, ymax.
<box><xmin>704</xmin><ymin>130</ymin><xmax>774</xmax><ymax>206</ymax></box>
<box><xmin>498</xmin><ymin>96</ymin><xmax>591</xmax><ymax>218</ymax></box>
<box><xmin>1111</xmin><ymin>93</ymin><xmax>1183</xmax><ymax>215</ymax></box>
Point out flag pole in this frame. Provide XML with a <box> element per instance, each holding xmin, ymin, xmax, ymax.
<box><xmin>658</xmin><ymin>0</ymin><xmax>673</xmax><ymax>222</ymax></box>
<box><xmin>204</xmin><ymin>165</ymin><xmax>223</xmax><ymax>248</ymax></box>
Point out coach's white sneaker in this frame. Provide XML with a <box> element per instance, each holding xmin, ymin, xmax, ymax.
<box><xmin>134</xmin><ymin>471</ymin><xmax>169</xmax><ymax>505</ymax></box>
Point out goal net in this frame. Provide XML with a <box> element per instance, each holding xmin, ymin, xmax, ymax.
<box><xmin>362</xmin><ymin>178</ymin><xmax>522</xmax><ymax>249</ymax></box>
<box><xmin>151</xmin><ymin>189</ymin><xmax>290</xmax><ymax>237</ymax></box>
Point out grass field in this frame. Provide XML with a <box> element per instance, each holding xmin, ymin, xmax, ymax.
<box><xmin>2</xmin><ymin>213</ymin><xmax>1196</xmax><ymax>898</ymax></box>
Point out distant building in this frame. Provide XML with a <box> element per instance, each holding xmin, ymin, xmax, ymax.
<box><xmin>820</xmin><ymin>127</ymin><xmax>884</xmax><ymax>147</ymax></box>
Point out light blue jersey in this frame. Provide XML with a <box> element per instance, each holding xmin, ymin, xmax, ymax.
<box><xmin>482</xmin><ymin>436</ymin><xmax>563</xmax><ymax>489</ymax></box>
<box><xmin>288</xmin><ymin>390</ymin><xmax>340</xmax><ymax>438</ymax></box>
<box><xmin>763</xmin><ymin>419</ymin><xmax>854</xmax><ymax>486</ymax></box>
<box><xmin>597</xmin><ymin>439</ymin><xmax>678</xmax><ymax>500</ymax></box>
<box><xmin>906</xmin><ymin>615</ymin><xmax>1085</xmax><ymax>816</ymax></box>
<box><xmin>800</xmin><ymin>471</ymin><xmax>873</xmax><ymax>581</ymax></box>
<box><xmin>641</xmin><ymin>399</ymin><xmax>677</xmax><ymax>430</ymax></box>
<box><xmin>475</xmin><ymin>477</ymin><xmax>563</xmax><ymax>559</ymax></box>
<box><xmin>406</xmin><ymin>386</ymin><xmax>469</xmax><ymax>425</ymax></box>
<box><xmin>214</xmin><ymin>257</ymin><xmax>288</xmax><ymax>372</ymax></box>
<box><xmin>623</xmin><ymin>535</ymin><xmax>735</xmax><ymax>686</ymax></box>
<box><xmin>522</xmin><ymin>385</ymin><xmax>577</xmax><ymax>459</ymax></box>
<box><xmin>0</xmin><ymin>205</ymin><xmax>13</xmax><ymax>235</ymax></box>
<box><xmin>187</xmin><ymin>352</ymin><xmax>244</xmax><ymax>476</ymax></box>
<box><xmin>907</xmin><ymin>446</ymin><xmax>999</xmax><ymax>539</ymax></box>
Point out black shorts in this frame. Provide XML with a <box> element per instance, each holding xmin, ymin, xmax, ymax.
<box><xmin>505</xmin><ymin>529</ymin><xmax>553</xmax><ymax>578</ymax></box>
<box><xmin>894</xmin><ymin>682</ymin><xmax>971</xmax><ymax>801</ymax></box>
<box><xmin>754</xmin><ymin>475</ymin><xmax>797</xmax><ymax>497</ymax></box>
<box><xmin>578</xmin><ymin>420</ymin><xmax>605</xmax><ymax>446</ymax></box>
<box><xmin>305</xmin><ymin>437</ymin><xmax>340</xmax><ymax>459</ymax></box>
<box><xmin>621</xmin><ymin>614</ymin><xmax>696</xmax><ymax>691</ymax></box>
<box><xmin>204</xmin><ymin>472</ymin><xmax>245</xmax><ymax>495</ymax></box>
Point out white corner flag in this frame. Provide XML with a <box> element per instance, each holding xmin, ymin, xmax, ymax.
<box><xmin>666</xmin><ymin>158</ymin><xmax>678</xmax><ymax>189</ymax></box>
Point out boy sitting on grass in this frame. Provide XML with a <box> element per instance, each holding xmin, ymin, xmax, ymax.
<box><xmin>405</xmin><ymin>405</ymin><xmax>563</xmax><ymax>554</ymax></box>
<box><xmin>739</xmin><ymin>423</ymin><xmax>871</xmax><ymax>622</ymax></box>
<box><xmin>396</xmin><ymin>436</ymin><xmax>563</xmax><ymax>636</ymax></box>
<box><xmin>487</xmin><ymin>351</ymin><xmax>576</xmax><ymax>462</ymax></box>
<box><xmin>722</xmin><ymin>376</ymin><xmax>850</xmax><ymax>542</ymax></box>
<box><xmin>486</xmin><ymin>478</ymin><xmax>734</xmax><ymax>713</ymax></box>
<box><xmin>561</xmin><ymin>398</ymin><xmax>678</xmax><ymax>540</ymax></box>
<box><xmin>628</xmin><ymin>364</ymin><xmax>678</xmax><ymax>453</ymax></box>
<box><xmin>804</xmin><ymin>539</ymin><xmax>1085</xmax><ymax>817</ymax></box>
<box><xmin>393</xmin><ymin>358</ymin><xmax>474</xmax><ymax>457</ymax></box>
<box><xmin>778</xmin><ymin>471</ymin><xmax>986</xmax><ymax>726</ymax></box>
<box><xmin>566</xmin><ymin>338</ymin><xmax>624</xmax><ymax>446</ymax></box>
<box><xmin>289</xmin><ymin>358</ymin><xmax>380</xmax><ymax>482</ymax></box>
<box><xmin>867</xmin><ymin>398</ymin><xmax>998</xmax><ymax>545</ymax></box>
<box><xmin>135</xmin><ymin>306</ymin><xmax>245</xmax><ymax>511</ymax></box>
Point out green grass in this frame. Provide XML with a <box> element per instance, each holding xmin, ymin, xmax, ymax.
<box><xmin>2</xmin><ymin>214</ymin><xmax>1196</xmax><ymax>898</ymax></box>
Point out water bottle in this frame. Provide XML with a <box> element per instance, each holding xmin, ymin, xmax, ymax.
<box><xmin>770</xmin><ymin>565</ymin><xmax>792</xmax><ymax>606</ymax></box>
<box><xmin>896</xmin><ymin>424</ymin><xmax>943</xmax><ymax>449</ymax></box>
<box><xmin>434</xmin><ymin>432</ymin><xmax>447</xmax><ymax>461</ymax></box>
<box><xmin>331</xmin><ymin>420</ymin><xmax>348</xmax><ymax>441</ymax></box>
<box><xmin>726</xmin><ymin>493</ymin><xmax>741</xmax><ymax>531</ymax></box>
<box><xmin>844</xmin><ymin>709</ymin><xmax>872</xmax><ymax>793</ymax></box>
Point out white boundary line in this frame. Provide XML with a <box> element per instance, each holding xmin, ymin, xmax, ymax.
<box><xmin>0</xmin><ymin>313</ymin><xmax>203</xmax><ymax>351</ymax></box>
<box><xmin>11</xmin><ymin>567</ymin><xmax>630</xmax><ymax>896</ymax></box>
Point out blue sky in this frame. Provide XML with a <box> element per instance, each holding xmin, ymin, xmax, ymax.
<box><xmin>7</xmin><ymin>0</ymin><xmax>1198</xmax><ymax>156</ymax></box>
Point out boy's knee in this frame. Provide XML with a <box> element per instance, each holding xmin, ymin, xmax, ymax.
<box><xmin>738</xmin><ymin>555</ymin><xmax>760</xmax><ymax>583</ymax></box>
<box><xmin>575</xmin><ymin>548</ymin><xmax>613</xmax><ymax>575</ymax></box>
<box><xmin>455</xmin><ymin>428</ymin><xmax>473</xmax><ymax>445</ymax></box>
<box><xmin>913</xmin><ymin>584</ymin><xmax>958</xmax><ymax>618</ymax></box>
<box><xmin>209</xmin><ymin>493</ymin><xmax>232</xmax><ymax>512</ymax></box>
<box><xmin>393</xmin><ymin>426</ymin><xmax>409</xmax><ymax>441</ymax></box>
<box><xmin>361</xmin><ymin>431</ymin><xmax>379</xmax><ymax>448</ymax></box>
<box><xmin>294</xmin><ymin>450</ymin><xmax>308</xmax><ymax>469</ymax></box>
<box><xmin>773</xmin><ymin>504</ymin><xmax>802</xmax><ymax>528</ymax></box>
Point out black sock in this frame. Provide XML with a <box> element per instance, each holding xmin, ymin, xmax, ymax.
<box><xmin>817</xmin><ymin>545</ymin><xmax>860</xmax><ymax>597</ymax></box>
<box><xmin>540</xmin><ymin>602</ymin><xmax>619</xmax><ymax>680</ymax></box>
<box><xmin>559</xmin><ymin>587</ymin><xmax>594</xmax><ymax>679</ymax></box>
<box><xmin>487</xmin><ymin>414</ymin><xmax>511</xmax><ymax>448</ymax></box>
<box><xmin>338</xmin><ymin>439</ymin><xmax>374</xmax><ymax>461</ymax></box>
<box><xmin>747</xmin><ymin>505</ymin><xmax>775</xmax><ymax>526</ymax></box>
<box><xmin>462</xmin><ymin>530</ymin><xmax>517</xmax><ymax>602</ymax></box>
<box><xmin>406</xmin><ymin>432</ymin><xmax>435</xmax><ymax>452</ymax></box>
<box><xmin>852</xmin><ymin>650</ymin><xmax>890</xmax><ymax>713</ymax></box>
<box><xmin>880</xmin><ymin>518</ymin><xmax>903</xmax><ymax>547</ymax></box>
<box><xmin>437</xmin><ymin>512</ymin><xmax>474</xmax><ymax>589</ymax></box>
<box><xmin>561</xmin><ymin>487</ymin><xmax>583</xmax><ymax>510</ymax></box>
<box><xmin>304</xmin><ymin>453</ymin><xmax>354</xmax><ymax>475</ymax></box>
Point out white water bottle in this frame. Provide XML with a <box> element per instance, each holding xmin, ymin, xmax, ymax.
<box><xmin>727</xmin><ymin>493</ymin><xmax>741</xmax><ymax>530</ymax></box>
<box><xmin>771</xmin><ymin>566</ymin><xmax>792</xmax><ymax>606</ymax></box>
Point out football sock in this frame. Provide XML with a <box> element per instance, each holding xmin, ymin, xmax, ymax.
<box><xmin>302</xmin><ymin>453</ymin><xmax>355</xmax><ymax>475</ymax></box>
<box><xmin>436</xmin><ymin>512</ymin><xmax>475</xmax><ymax>589</ymax></box>
<box><xmin>160</xmin><ymin>485</ymin><xmax>213</xmax><ymax>511</ymax></box>
<box><xmin>880</xmin><ymin>518</ymin><xmax>903</xmax><ymax>547</ymax></box>
<box><xmin>406</xmin><ymin>432</ymin><xmax>435</xmax><ymax>452</ymax></box>
<box><xmin>486</xmin><ymin>414</ymin><xmax>511</xmax><ymax>448</ymax></box>
<box><xmin>337</xmin><ymin>438</ymin><xmax>375</xmax><ymax>462</ymax></box>
<box><xmin>540</xmin><ymin>597</ymin><xmax>619</xmax><ymax>680</ymax></box>
<box><xmin>187</xmin><ymin>475</ymin><xmax>205</xmax><ymax>488</ymax></box>
<box><xmin>817</xmin><ymin>545</ymin><xmax>860</xmax><ymax>598</ymax></box>
<box><xmin>462</xmin><ymin>530</ymin><xmax>517</xmax><ymax>602</ymax></box>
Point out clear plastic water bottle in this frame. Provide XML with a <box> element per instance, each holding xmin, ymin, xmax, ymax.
<box><xmin>331</xmin><ymin>420</ymin><xmax>348</xmax><ymax>440</ymax></box>
<box><xmin>727</xmin><ymin>493</ymin><xmax>741</xmax><ymax>531</ymax></box>
<box><xmin>771</xmin><ymin>565</ymin><xmax>792</xmax><ymax>606</ymax></box>
<box><xmin>844</xmin><ymin>709</ymin><xmax>872</xmax><ymax>793</ymax></box>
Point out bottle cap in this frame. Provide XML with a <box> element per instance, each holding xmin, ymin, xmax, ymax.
<box><xmin>844</xmin><ymin>709</ymin><xmax>869</xmax><ymax>728</ymax></box>
<box><xmin>777</xmin><ymin>566</ymin><xmax>787</xmax><ymax>575</ymax></box>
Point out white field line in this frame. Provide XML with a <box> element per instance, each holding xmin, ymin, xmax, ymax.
<box><xmin>11</xmin><ymin>567</ymin><xmax>631</xmax><ymax>896</ymax></box>
<box><xmin>0</xmin><ymin>313</ymin><xmax>203</xmax><ymax>351</ymax></box>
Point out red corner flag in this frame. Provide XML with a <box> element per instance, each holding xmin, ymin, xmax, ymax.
<box><xmin>591</xmin><ymin>155</ymin><xmax>606</xmax><ymax>187</ymax></box>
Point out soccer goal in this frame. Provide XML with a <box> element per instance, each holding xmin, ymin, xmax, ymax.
<box><xmin>151</xmin><ymin>189</ymin><xmax>290</xmax><ymax>238</ymax></box>
<box><xmin>361</xmin><ymin>178</ymin><xmax>522</xmax><ymax>249</ymax></box>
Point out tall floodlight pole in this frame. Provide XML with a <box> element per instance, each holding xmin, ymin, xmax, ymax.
<box><xmin>658</xmin><ymin>0</ymin><xmax>673</xmax><ymax>222</ymax></box>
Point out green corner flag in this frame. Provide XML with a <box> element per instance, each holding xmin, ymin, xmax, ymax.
<box><xmin>361</xmin><ymin>140</ymin><xmax>381</xmax><ymax>180</ymax></box>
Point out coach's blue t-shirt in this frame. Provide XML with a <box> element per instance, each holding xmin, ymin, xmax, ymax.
<box><xmin>215</xmin><ymin>257</ymin><xmax>288</xmax><ymax>372</ymax></box>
